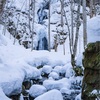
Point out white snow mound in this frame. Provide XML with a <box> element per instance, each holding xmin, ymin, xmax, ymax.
<box><xmin>29</xmin><ymin>85</ymin><xmax>47</xmax><ymax>98</ymax></box>
<box><xmin>34</xmin><ymin>89</ymin><xmax>63</xmax><ymax>100</ymax></box>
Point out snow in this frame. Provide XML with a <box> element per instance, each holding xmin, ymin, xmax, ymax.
<box><xmin>43</xmin><ymin>78</ymin><xmax>71</xmax><ymax>91</ymax></box>
<box><xmin>60</xmin><ymin>88</ymin><xmax>72</xmax><ymax>94</ymax></box>
<box><xmin>0</xmin><ymin>26</ymin><xmax>67</xmax><ymax>97</ymax></box>
<box><xmin>29</xmin><ymin>85</ymin><xmax>47</xmax><ymax>98</ymax></box>
<box><xmin>65</xmin><ymin>63</ymin><xmax>75</xmax><ymax>78</ymax></box>
<box><xmin>49</xmin><ymin>72</ymin><xmax>59</xmax><ymax>80</ymax></box>
<box><xmin>34</xmin><ymin>89</ymin><xmax>63</xmax><ymax>100</ymax></box>
<box><xmin>91</xmin><ymin>90</ymin><xmax>100</xmax><ymax>95</ymax></box>
<box><xmin>80</xmin><ymin>15</ymin><xmax>100</xmax><ymax>44</ymax></box>
<box><xmin>42</xmin><ymin>65</ymin><xmax>52</xmax><ymax>74</ymax></box>
<box><xmin>75</xmin><ymin>93</ymin><xmax>81</xmax><ymax>100</ymax></box>
<box><xmin>87</xmin><ymin>15</ymin><xmax>100</xmax><ymax>43</ymax></box>
<box><xmin>0</xmin><ymin>87</ymin><xmax>11</xmax><ymax>100</ymax></box>
<box><xmin>53</xmin><ymin>66</ymin><xmax>63</xmax><ymax>74</ymax></box>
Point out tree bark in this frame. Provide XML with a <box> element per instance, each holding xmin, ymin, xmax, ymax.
<box><xmin>48</xmin><ymin>0</ymin><xmax>51</xmax><ymax>52</ymax></box>
<box><xmin>0</xmin><ymin>0</ymin><xmax>6</xmax><ymax>18</ymax></box>
<box><xmin>83</xmin><ymin>0</ymin><xmax>87</xmax><ymax>49</ymax></box>
<box><xmin>90</xmin><ymin>0</ymin><xmax>94</xmax><ymax>18</ymax></box>
<box><xmin>70</xmin><ymin>0</ymin><xmax>74</xmax><ymax>48</ymax></box>
<box><xmin>31</xmin><ymin>0</ymin><xmax>35</xmax><ymax>51</ymax></box>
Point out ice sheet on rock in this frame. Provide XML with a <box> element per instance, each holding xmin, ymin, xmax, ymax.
<box><xmin>34</xmin><ymin>89</ymin><xmax>63</xmax><ymax>100</ymax></box>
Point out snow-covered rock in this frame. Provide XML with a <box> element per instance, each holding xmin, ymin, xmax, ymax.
<box><xmin>53</xmin><ymin>66</ymin><xmax>63</xmax><ymax>74</ymax></box>
<box><xmin>60</xmin><ymin>88</ymin><xmax>72</xmax><ymax>94</ymax></box>
<box><xmin>34</xmin><ymin>89</ymin><xmax>63</xmax><ymax>100</ymax></box>
<box><xmin>49</xmin><ymin>72</ymin><xmax>59</xmax><ymax>80</ymax></box>
<box><xmin>42</xmin><ymin>65</ymin><xmax>52</xmax><ymax>74</ymax></box>
<box><xmin>43</xmin><ymin>78</ymin><xmax>70</xmax><ymax>90</ymax></box>
<box><xmin>65</xmin><ymin>63</ymin><xmax>75</xmax><ymax>78</ymax></box>
<box><xmin>29</xmin><ymin>85</ymin><xmax>47</xmax><ymax>98</ymax></box>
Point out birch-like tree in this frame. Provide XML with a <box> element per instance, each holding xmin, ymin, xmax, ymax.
<box><xmin>83</xmin><ymin>0</ymin><xmax>87</xmax><ymax>49</ymax></box>
<box><xmin>0</xmin><ymin>0</ymin><xmax>6</xmax><ymax>17</ymax></box>
<box><xmin>90</xmin><ymin>0</ymin><xmax>95</xmax><ymax>18</ymax></box>
<box><xmin>31</xmin><ymin>0</ymin><xmax>35</xmax><ymax>51</ymax></box>
<box><xmin>63</xmin><ymin>0</ymin><xmax>81</xmax><ymax>67</ymax></box>
<box><xmin>48</xmin><ymin>0</ymin><xmax>51</xmax><ymax>52</ymax></box>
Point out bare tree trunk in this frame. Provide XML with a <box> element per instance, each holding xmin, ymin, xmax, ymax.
<box><xmin>0</xmin><ymin>0</ymin><xmax>6</xmax><ymax>17</ymax></box>
<box><xmin>63</xmin><ymin>9</ymin><xmax>72</xmax><ymax>55</ymax></box>
<box><xmin>73</xmin><ymin>0</ymin><xmax>81</xmax><ymax>57</ymax></box>
<box><xmin>31</xmin><ymin>0</ymin><xmax>35</xmax><ymax>51</ymax></box>
<box><xmin>54</xmin><ymin>34</ymin><xmax>58</xmax><ymax>52</ymax></box>
<box><xmin>60</xmin><ymin>0</ymin><xmax>65</xmax><ymax>55</ymax></box>
<box><xmin>63</xmin><ymin>43</ymin><xmax>65</xmax><ymax>55</ymax></box>
<box><xmin>70</xmin><ymin>0</ymin><xmax>74</xmax><ymax>48</ymax></box>
<box><xmin>90</xmin><ymin>0</ymin><xmax>94</xmax><ymax>18</ymax></box>
<box><xmin>83</xmin><ymin>0</ymin><xmax>87</xmax><ymax>49</ymax></box>
<box><xmin>48</xmin><ymin>0</ymin><xmax>51</xmax><ymax>52</ymax></box>
<box><xmin>72</xmin><ymin>0</ymin><xmax>81</xmax><ymax>67</ymax></box>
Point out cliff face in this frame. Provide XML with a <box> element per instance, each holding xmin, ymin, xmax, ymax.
<box><xmin>82</xmin><ymin>41</ymin><xmax>100</xmax><ymax>100</ymax></box>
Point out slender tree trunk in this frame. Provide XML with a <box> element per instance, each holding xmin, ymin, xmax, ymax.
<box><xmin>83</xmin><ymin>0</ymin><xmax>87</xmax><ymax>49</ymax></box>
<box><xmin>70</xmin><ymin>0</ymin><xmax>74</xmax><ymax>48</ymax></box>
<box><xmin>90</xmin><ymin>0</ymin><xmax>94</xmax><ymax>18</ymax></box>
<box><xmin>73</xmin><ymin>0</ymin><xmax>81</xmax><ymax>57</ymax></box>
<box><xmin>63</xmin><ymin>9</ymin><xmax>72</xmax><ymax>55</ymax></box>
<box><xmin>63</xmin><ymin>43</ymin><xmax>65</xmax><ymax>55</ymax></box>
<box><xmin>71</xmin><ymin>0</ymin><xmax>81</xmax><ymax>67</ymax></box>
<box><xmin>54</xmin><ymin>34</ymin><xmax>58</xmax><ymax>52</ymax></box>
<box><xmin>0</xmin><ymin>0</ymin><xmax>6</xmax><ymax>17</ymax></box>
<box><xmin>48</xmin><ymin>0</ymin><xmax>51</xmax><ymax>52</ymax></box>
<box><xmin>31</xmin><ymin>0</ymin><xmax>35</xmax><ymax>51</ymax></box>
<box><xmin>60</xmin><ymin>0</ymin><xmax>66</xmax><ymax>55</ymax></box>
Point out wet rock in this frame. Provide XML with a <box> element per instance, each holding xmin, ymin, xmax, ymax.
<box><xmin>9</xmin><ymin>94</ymin><xmax>20</xmax><ymax>100</ymax></box>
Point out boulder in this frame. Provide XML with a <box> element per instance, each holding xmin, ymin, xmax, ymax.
<box><xmin>82</xmin><ymin>41</ymin><xmax>100</xmax><ymax>100</ymax></box>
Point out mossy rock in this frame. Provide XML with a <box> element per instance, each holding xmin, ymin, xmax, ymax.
<box><xmin>85</xmin><ymin>41</ymin><xmax>100</xmax><ymax>53</ymax></box>
<box><xmin>82</xmin><ymin>41</ymin><xmax>100</xmax><ymax>100</ymax></box>
<box><xmin>83</xmin><ymin>41</ymin><xmax>100</xmax><ymax>70</ymax></box>
<box><xmin>82</xmin><ymin>83</ymin><xmax>98</xmax><ymax>100</ymax></box>
<box><xmin>83</xmin><ymin>52</ymin><xmax>100</xmax><ymax>69</ymax></box>
<box><xmin>84</xmin><ymin>69</ymin><xmax>100</xmax><ymax>84</ymax></box>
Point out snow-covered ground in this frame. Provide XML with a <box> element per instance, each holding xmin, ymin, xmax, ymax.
<box><xmin>0</xmin><ymin>25</ymin><xmax>73</xmax><ymax>99</ymax></box>
<box><xmin>0</xmin><ymin>25</ymin><xmax>83</xmax><ymax>100</ymax></box>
